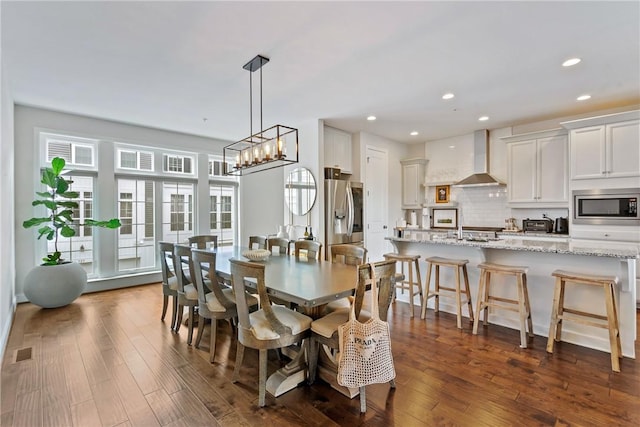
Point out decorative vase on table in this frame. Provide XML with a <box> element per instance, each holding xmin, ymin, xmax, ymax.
<box><xmin>276</xmin><ymin>225</ymin><xmax>289</xmax><ymax>240</ymax></box>
<box><xmin>23</xmin><ymin>262</ymin><xmax>87</xmax><ymax>308</ymax></box>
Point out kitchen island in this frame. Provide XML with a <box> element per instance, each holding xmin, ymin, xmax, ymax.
<box><xmin>387</xmin><ymin>236</ymin><xmax>638</xmax><ymax>358</ymax></box>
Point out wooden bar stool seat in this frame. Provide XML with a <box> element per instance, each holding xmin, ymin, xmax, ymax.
<box><xmin>421</xmin><ymin>256</ymin><xmax>473</xmax><ymax>329</ymax></box>
<box><xmin>472</xmin><ymin>262</ymin><xmax>533</xmax><ymax>348</ymax></box>
<box><xmin>383</xmin><ymin>253</ymin><xmax>423</xmax><ymax>317</ymax></box>
<box><xmin>547</xmin><ymin>269</ymin><xmax>622</xmax><ymax>372</ymax></box>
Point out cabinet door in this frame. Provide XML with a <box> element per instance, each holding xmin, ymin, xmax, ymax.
<box><xmin>607</xmin><ymin>120</ymin><xmax>640</xmax><ymax>178</ymax></box>
<box><xmin>538</xmin><ymin>135</ymin><xmax>568</xmax><ymax>203</ymax></box>
<box><xmin>402</xmin><ymin>163</ymin><xmax>420</xmax><ymax>208</ymax></box>
<box><xmin>507</xmin><ymin>140</ymin><xmax>537</xmax><ymax>203</ymax></box>
<box><xmin>570</xmin><ymin>126</ymin><xmax>606</xmax><ymax>179</ymax></box>
<box><xmin>324</xmin><ymin>126</ymin><xmax>352</xmax><ymax>173</ymax></box>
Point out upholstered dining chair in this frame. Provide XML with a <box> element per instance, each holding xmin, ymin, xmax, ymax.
<box><xmin>159</xmin><ymin>241</ymin><xmax>179</xmax><ymax>329</ymax></box>
<box><xmin>324</xmin><ymin>244</ymin><xmax>368</xmax><ymax>313</ymax></box>
<box><xmin>188</xmin><ymin>234</ymin><xmax>218</xmax><ymax>250</ymax></box>
<box><xmin>267</xmin><ymin>237</ymin><xmax>290</xmax><ymax>255</ymax></box>
<box><xmin>248</xmin><ymin>235</ymin><xmax>267</xmax><ymax>249</ymax></box>
<box><xmin>191</xmin><ymin>249</ymin><xmax>257</xmax><ymax>363</ymax></box>
<box><xmin>173</xmin><ymin>244</ymin><xmax>199</xmax><ymax>345</ymax></box>
<box><xmin>294</xmin><ymin>240</ymin><xmax>322</xmax><ymax>261</ymax></box>
<box><xmin>229</xmin><ymin>259</ymin><xmax>312</xmax><ymax>407</ymax></box>
<box><xmin>308</xmin><ymin>259</ymin><xmax>397</xmax><ymax>413</ymax></box>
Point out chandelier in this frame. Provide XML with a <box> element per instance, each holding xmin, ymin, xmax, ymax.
<box><xmin>223</xmin><ymin>55</ymin><xmax>299</xmax><ymax>176</ymax></box>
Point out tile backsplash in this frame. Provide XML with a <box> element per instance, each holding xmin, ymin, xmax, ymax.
<box><xmin>452</xmin><ymin>186</ymin><xmax>509</xmax><ymax>227</ymax></box>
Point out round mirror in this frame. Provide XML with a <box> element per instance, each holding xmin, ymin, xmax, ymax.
<box><xmin>285</xmin><ymin>167</ymin><xmax>317</xmax><ymax>216</ymax></box>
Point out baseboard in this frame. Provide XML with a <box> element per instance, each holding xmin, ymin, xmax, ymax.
<box><xmin>0</xmin><ymin>297</ymin><xmax>17</xmax><ymax>362</ymax></box>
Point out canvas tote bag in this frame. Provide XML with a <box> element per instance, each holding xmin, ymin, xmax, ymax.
<box><xmin>337</xmin><ymin>263</ymin><xmax>396</xmax><ymax>388</ymax></box>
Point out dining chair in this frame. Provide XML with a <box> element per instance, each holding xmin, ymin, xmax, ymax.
<box><xmin>158</xmin><ymin>241</ymin><xmax>179</xmax><ymax>329</ymax></box>
<box><xmin>248</xmin><ymin>235</ymin><xmax>267</xmax><ymax>249</ymax></box>
<box><xmin>324</xmin><ymin>244</ymin><xmax>368</xmax><ymax>313</ymax></box>
<box><xmin>308</xmin><ymin>259</ymin><xmax>397</xmax><ymax>413</ymax></box>
<box><xmin>173</xmin><ymin>244</ymin><xmax>199</xmax><ymax>345</ymax></box>
<box><xmin>229</xmin><ymin>259</ymin><xmax>312</xmax><ymax>407</ymax></box>
<box><xmin>294</xmin><ymin>240</ymin><xmax>322</xmax><ymax>261</ymax></box>
<box><xmin>191</xmin><ymin>249</ymin><xmax>258</xmax><ymax>363</ymax></box>
<box><xmin>188</xmin><ymin>234</ymin><xmax>218</xmax><ymax>250</ymax></box>
<box><xmin>267</xmin><ymin>237</ymin><xmax>290</xmax><ymax>255</ymax></box>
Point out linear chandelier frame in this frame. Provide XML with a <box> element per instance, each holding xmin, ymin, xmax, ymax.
<box><xmin>224</xmin><ymin>55</ymin><xmax>299</xmax><ymax>176</ymax></box>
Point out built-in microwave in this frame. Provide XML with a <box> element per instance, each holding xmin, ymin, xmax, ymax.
<box><xmin>573</xmin><ymin>188</ymin><xmax>639</xmax><ymax>225</ymax></box>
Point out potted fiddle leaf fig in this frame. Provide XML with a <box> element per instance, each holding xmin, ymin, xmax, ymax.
<box><xmin>22</xmin><ymin>157</ymin><xmax>121</xmax><ymax>308</ymax></box>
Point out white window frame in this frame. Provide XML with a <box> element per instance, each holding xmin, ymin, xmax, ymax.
<box><xmin>117</xmin><ymin>148</ymin><xmax>154</xmax><ymax>172</ymax></box>
<box><xmin>40</xmin><ymin>131</ymin><xmax>97</xmax><ymax>170</ymax></box>
<box><xmin>163</xmin><ymin>153</ymin><xmax>196</xmax><ymax>176</ymax></box>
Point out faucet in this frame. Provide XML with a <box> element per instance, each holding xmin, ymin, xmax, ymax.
<box><xmin>457</xmin><ymin>209</ymin><xmax>463</xmax><ymax>240</ymax></box>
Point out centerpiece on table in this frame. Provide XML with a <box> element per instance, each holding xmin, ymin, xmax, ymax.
<box><xmin>22</xmin><ymin>157</ymin><xmax>121</xmax><ymax>308</ymax></box>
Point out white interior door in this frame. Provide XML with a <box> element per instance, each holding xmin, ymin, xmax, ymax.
<box><xmin>365</xmin><ymin>146</ymin><xmax>389</xmax><ymax>262</ymax></box>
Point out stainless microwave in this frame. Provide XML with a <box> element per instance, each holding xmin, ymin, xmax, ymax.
<box><xmin>573</xmin><ymin>188</ymin><xmax>639</xmax><ymax>225</ymax></box>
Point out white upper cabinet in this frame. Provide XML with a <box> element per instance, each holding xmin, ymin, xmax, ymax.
<box><xmin>561</xmin><ymin>111</ymin><xmax>640</xmax><ymax>181</ymax></box>
<box><xmin>324</xmin><ymin>126</ymin><xmax>352</xmax><ymax>174</ymax></box>
<box><xmin>504</xmin><ymin>129</ymin><xmax>568</xmax><ymax>207</ymax></box>
<box><xmin>401</xmin><ymin>158</ymin><xmax>427</xmax><ymax>209</ymax></box>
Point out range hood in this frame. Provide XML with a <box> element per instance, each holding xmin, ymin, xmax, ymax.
<box><xmin>452</xmin><ymin>129</ymin><xmax>505</xmax><ymax>187</ymax></box>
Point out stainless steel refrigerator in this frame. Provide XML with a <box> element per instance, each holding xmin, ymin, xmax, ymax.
<box><xmin>324</xmin><ymin>178</ymin><xmax>364</xmax><ymax>260</ymax></box>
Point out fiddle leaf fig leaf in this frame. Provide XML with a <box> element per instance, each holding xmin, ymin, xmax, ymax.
<box><xmin>60</xmin><ymin>225</ymin><xmax>76</xmax><ymax>238</ymax></box>
<box><xmin>36</xmin><ymin>191</ymin><xmax>53</xmax><ymax>199</ymax></box>
<box><xmin>41</xmin><ymin>170</ymin><xmax>57</xmax><ymax>188</ymax></box>
<box><xmin>60</xmin><ymin>191</ymin><xmax>79</xmax><ymax>199</ymax></box>
<box><xmin>56</xmin><ymin>178</ymin><xmax>69</xmax><ymax>194</ymax></box>
<box><xmin>24</xmin><ymin>218</ymin><xmax>50</xmax><ymax>229</ymax></box>
<box><xmin>51</xmin><ymin>157</ymin><xmax>65</xmax><ymax>175</ymax></box>
<box><xmin>57</xmin><ymin>201</ymin><xmax>78</xmax><ymax>209</ymax></box>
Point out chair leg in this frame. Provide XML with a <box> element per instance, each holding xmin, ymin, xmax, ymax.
<box><xmin>516</xmin><ymin>274</ymin><xmax>528</xmax><ymax>349</ymax></box>
<box><xmin>258</xmin><ymin>349</ymin><xmax>268</xmax><ymax>407</ymax></box>
<box><xmin>232</xmin><ymin>343</ymin><xmax>245</xmax><ymax>383</ymax></box>
<box><xmin>161</xmin><ymin>295</ymin><xmax>169</xmax><ymax>320</ymax></box>
<box><xmin>604</xmin><ymin>283</ymin><xmax>621</xmax><ymax>372</ymax></box>
<box><xmin>195</xmin><ymin>315</ymin><xmax>205</xmax><ymax>348</ymax></box>
<box><xmin>462</xmin><ymin>265</ymin><xmax>473</xmax><ymax>322</ymax></box>
<box><xmin>209</xmin><ymin>320</ymin><xmax>218</xmax><ymax>364</ymax></box>
<box><xmin>421</xmin><ymin>263</ymin><xmax>433</xmax><ymax>319</ymax></box>
<box><xmin>359</xmin><ymin>386</ymin><xmax>366</xmax><ymax>413</ymax></box>
<box><xmin>187</xmin><ymin>306</ymin><xmax>195</xmax><ymax>345</ymax></box>
<box><xmin>170</xmin><ymin>295</ymin><xmax>178</xmax><ymax>330</ymax></box>
<box><xmin>454</xmin><ymin>267</ymin><xmax>463</xmax><ymax>329</ymax></box>
<box><xmin>415</xmin><ymin>259</ymin><xmax>424</xmax><ymax>316</ymax></box>
<box><xmin>547</xmin><ymin>277</ymin><xmax>563</xmax><ymax>353</ymax></box>
<box><xmin>175</xmin><ymin>305</ymin><xmax>184</xmax><ymax>333</ymax></box>
<box><xmin>522</xmin><ymin>275</ymin><xmax>534</xmax><ymax>338</ymax></box>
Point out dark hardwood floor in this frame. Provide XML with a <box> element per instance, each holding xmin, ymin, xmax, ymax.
<box><xmin>1</xmin><ymin>283</ymin><xmax>638</xmax><ymax>426</ymax></box>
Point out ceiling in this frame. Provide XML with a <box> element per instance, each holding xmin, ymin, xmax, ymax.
<box><xmin>2</xmin><ymin>1</ymin><xmax>639</xmax><ymax>144</ymax></box>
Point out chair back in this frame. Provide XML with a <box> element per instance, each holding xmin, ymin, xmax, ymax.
<box><xmin>353</xmin><ymin>259</ymin><xmax>397</xmax><ymax>321</ymax></box>
<box><xmin>294</xmin><ymin>240</ymin><xmax>322</xmax><ymax>260</ymax></box>
<box><xmin>248</xmin><ymin>235</ymin><xmax>267</xmax><ymax>249</ymax></box>
<box><xmin>158</xmin><ymin>241</ymin><xmax>175</xmax><ymax>286</ymax></box>
<box><xmin>267</xmin><ymin>237</ymin><xmax>290</xmax><ymax>255</ymax></box>
<box><xmin>173</xmin><ymin>244</ymin><xmax>193</xmax><ymax>293</ymax></box>
<box><xmin>229</xmin><ymin>259</ymin><xmax>290</xmax><ymax>341</ymax></box>
<box><xmin>331</xmin><ymin>244</ymin><xmax>367</xmax><ymax>266</ymax></box>
<box><xmin>188</xmin><ymin>235</ymin><xmax>218</xmax><ymax>250</ymax></box>
<box><xmin>191</xmin><ymin>249</ymin><xmax>236</xmax><ymax>317</ymax></box>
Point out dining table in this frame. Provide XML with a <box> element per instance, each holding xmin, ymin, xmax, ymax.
<box><xmin>210</xmin><ymin>245</ymin><xmax>360</xmax><ymax>397</ymax></box>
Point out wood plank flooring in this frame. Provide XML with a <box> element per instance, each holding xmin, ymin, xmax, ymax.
<box><xmin>1</xmin><ymin>283</ymin><xmax>638</xmax><ymax>426</ymax></box>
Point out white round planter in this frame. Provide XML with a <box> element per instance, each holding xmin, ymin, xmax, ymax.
<box><xmin>23</xmin><ymin>262</ymin><xmax>87</xmax><ymax>308</ymax></box>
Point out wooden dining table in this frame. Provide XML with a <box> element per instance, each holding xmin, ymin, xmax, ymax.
<box><xmin>211</xmin><ymin>246</ymin><xmax>359</xmax><ymax>397</ymax></box>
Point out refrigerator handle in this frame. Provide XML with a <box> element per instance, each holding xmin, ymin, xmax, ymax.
<box><xmin>346</xmin><ymin>184</ymin><xmax>354</xmax><ymax>237</ymax></box>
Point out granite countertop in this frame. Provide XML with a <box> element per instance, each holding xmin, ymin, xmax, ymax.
<box><xmin>386</xmin><ymin>236</ymin><xmax>639</xmax><ymax>259</ymax></box>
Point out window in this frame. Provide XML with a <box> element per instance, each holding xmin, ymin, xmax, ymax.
<box><xmin>209</xmin><ymin>184</ymin><xmax>236</xmax><ymax>246</ymax></box>
<box><xmin>119</xmin><ymin>192</ymin><xmax>133</xmax><ymax>235</ymax></box>
<box><xmin>43</xmin><ymin>133</ymin><xmax>96</xmax><ymax>167</ymax></box>
<box><xmin>163</xmin><ymin>154</ymin><xmax>194</xmax><ymax>174</ymax></box>
<box><xmin>117</xmin><ymin>179</ymin><xmax>156</xmax><ymax>272</ymax></box>
<box><xmin>209</xmin><ymin>158</ymin><xmax>234</xmax><ymax>177</ymax></box>
<box><xmin>162</xmin><ymin>182</ymin><xmax>194</xmax><ymax>243</ymax></box>
<box><xmin>117</xmin><ymin>149</ymin><xmax>153</xmax><ymax>171</ymax></box>
<box><xmin>47</xmin><ymin>175</ymin><xmax>95</xmax><ymax>273</ymax></box>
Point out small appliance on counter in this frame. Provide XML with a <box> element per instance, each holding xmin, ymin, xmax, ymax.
<box><xmin>554</xmin><ymin>217</ymin><xmax>569</xmax><ymax>234</ymax></box>
<box><xmin>522</xmin><ymin>218</ymin><xmax>554</xmax><ymax>233</ymax></box>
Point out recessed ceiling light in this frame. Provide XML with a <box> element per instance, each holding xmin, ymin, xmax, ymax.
<box><xmin>449</xmin><ymin>145</ymin><xmax>455</xmax><ymax>149</ymax></box>
<box><xmin>562</xmin><ymin>58</ymin><xmax>581</xmax><ymax>67</ymax></box>
<box><xmin>478</xmin><ymin>116</ymin><xmax>489</xmax><ymax>121</ymax></box>
<box><xmin>410</xmin><ymin>131</ymin><xmax>419</xmax><ymax>136</ymax></box>
<box><xmin>367</xmin><ymin>115</ymin><xmax>376</xmax><ymax>121</ymax></box>
<box><xmin>442</xmin><ymin>93</ymin><xmax>455</xmax><ymax>100</ymax></box>
<box><xmin>576</xmin><ymin>94</ymin><xmax>591</xmax><ymax>101</ymax></box>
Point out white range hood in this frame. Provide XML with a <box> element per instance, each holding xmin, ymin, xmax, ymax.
<box><xmin>453</xmin><ymin>129</ymin><xmax>505</xmax><ymax>187</ymax></box>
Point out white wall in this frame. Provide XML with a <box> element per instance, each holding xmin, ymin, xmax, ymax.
<box><xmin>1</xmin><ymin>13</ymin><xmax>17</xmax><ymax>360</ymax></box>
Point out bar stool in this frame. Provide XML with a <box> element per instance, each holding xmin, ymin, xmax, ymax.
<box><xmin>383</xmin><ymin>253</ymin><xmax>423</xmax><ymax>317</ymax></box>
<box><xmin>472</xmin><ymin>262</ymin><xmax>533</xmax><ymax>348</ymax></box>
<box><xmin>421</xmin><ymin>256</ymin><xmax>473</xmax><ymax>329</ymax></box>
<box><xmin>547</xmin><ymin>270</ymin><xmax>622</xmax><ymax>372</ymax></box>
